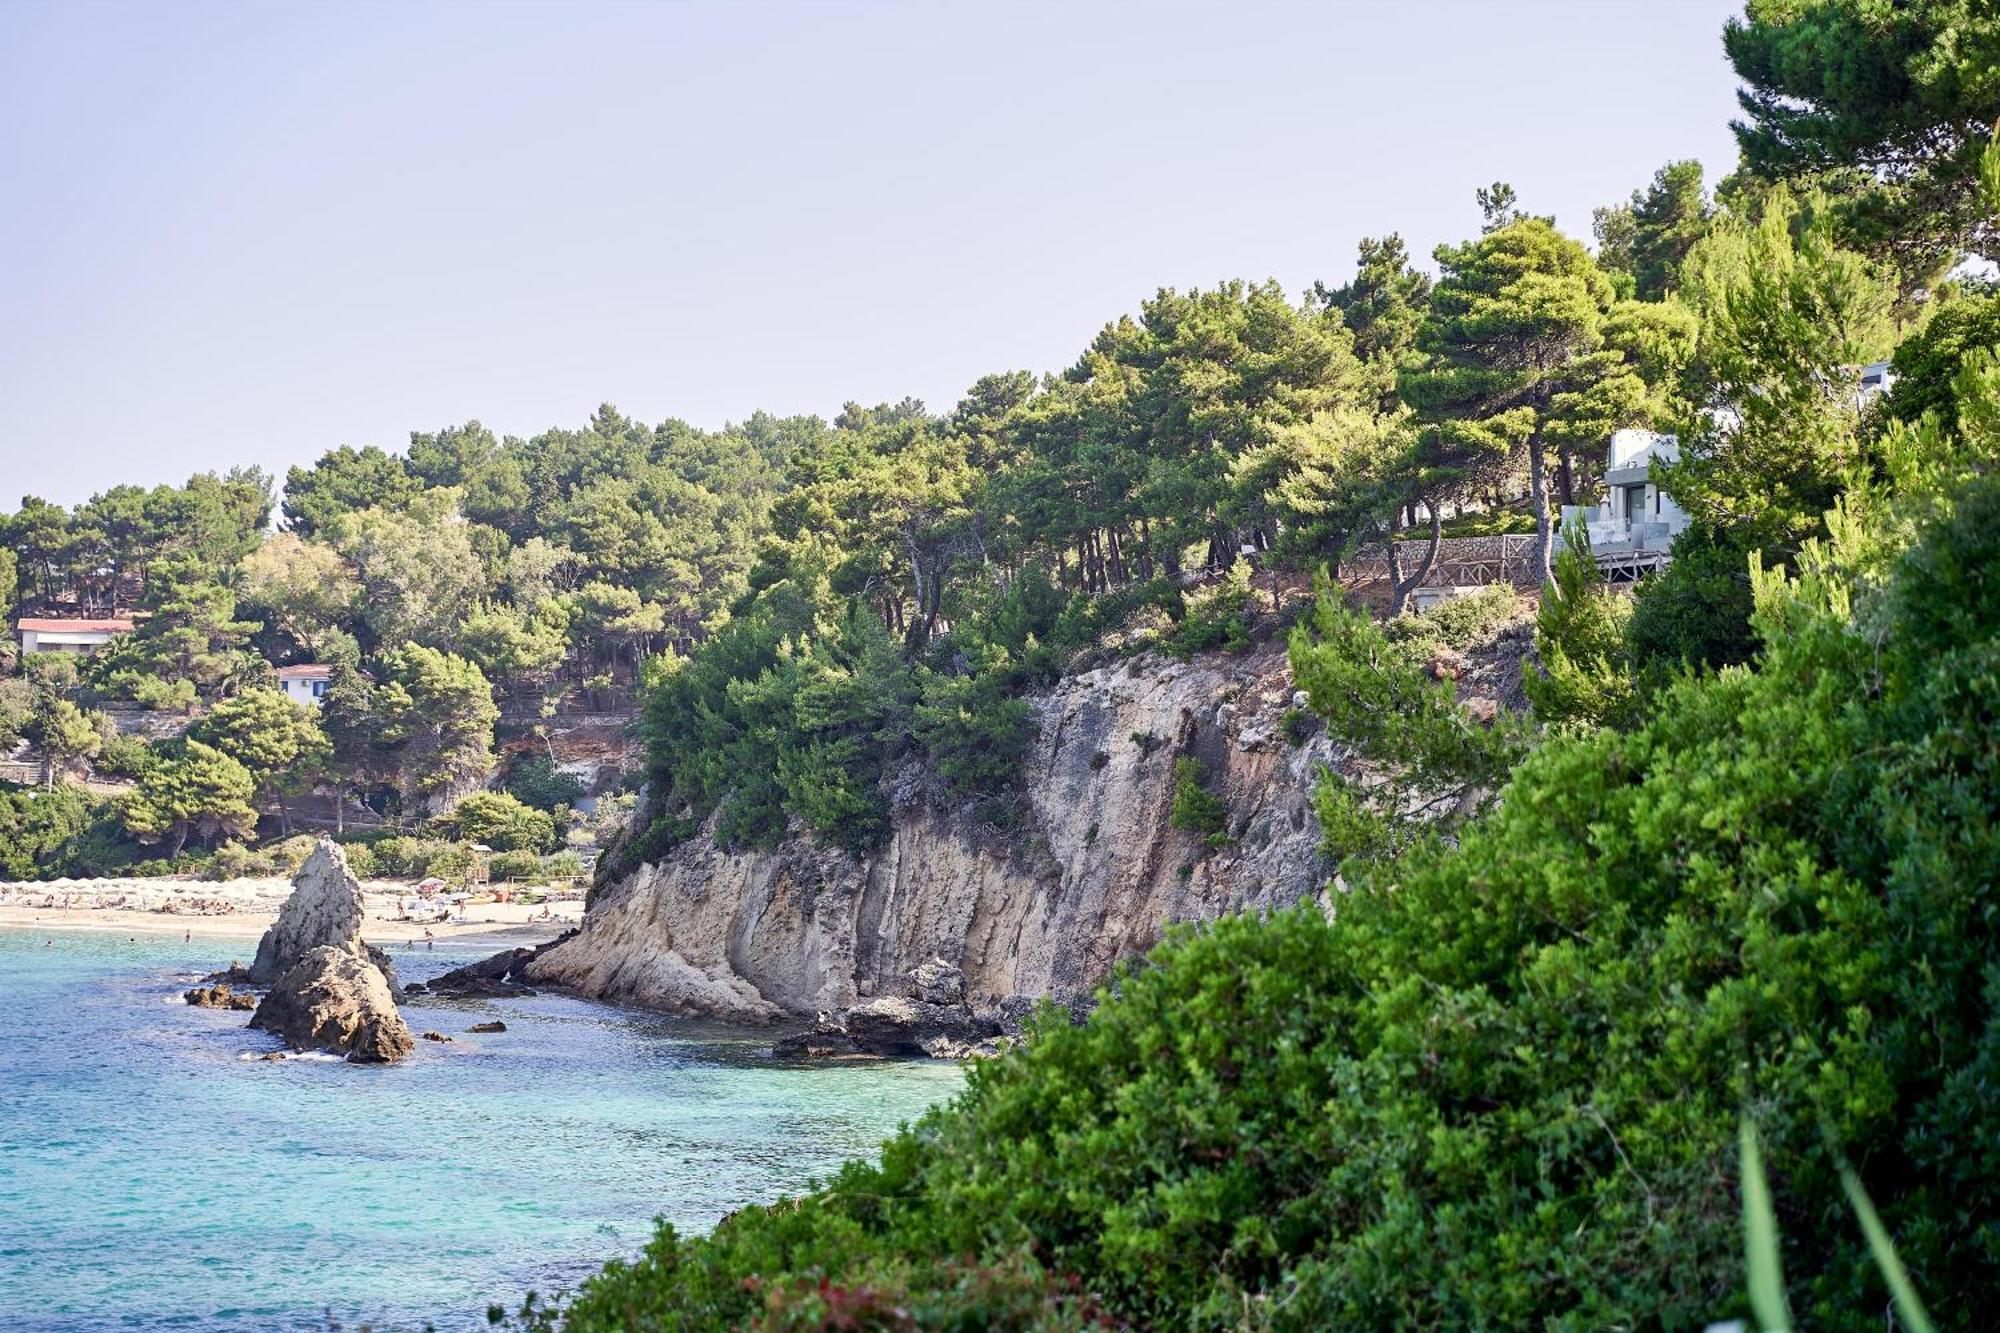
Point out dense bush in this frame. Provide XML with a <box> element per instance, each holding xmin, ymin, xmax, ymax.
<box><xmin>1167</xmin><ymin>757</ymin><xmax>1229</xmax><ymax>846</ymax></box>
<box><xmin>1626</xmin><ymin>520</ymin><xmax>1761</xmax><ymax>671</ymax></box>
<box><xmin>488</xmin><ymin>848</ymin><xmax>544</xmax><ymax>882</ymax></box>
<box><xmin>525</xmin><ymin>466</ymin><xmax>2000</xmax><ymax>1332</ymax></box>
<box><xmin>504</xmin><ymin>753</ymin><xmax>586</xmax><ymax>813</ymax></box>
<box><xmin>447</xmin><ymin>790</ymin><xmax>558</xmax><ymax>853</ymax></box>
<box><xmin>1163</xmin><ymin>558</ymin><xmax>1255</xmax><ymax>658</ymax></box>
<box><xmin>0</xmin><ymin>782</ymin><xmax>96</xmax><ymax>878</ymax></box>
<box><xmin>1378</xmin><ymin>581</ymin><xmax>1520</xmax><ymax>659</ymax></box>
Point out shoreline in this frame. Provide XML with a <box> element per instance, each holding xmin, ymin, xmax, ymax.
<box><xmin>0</xmin><ymin>897</ymin><xmax>584</xmax><ymax>951</ymax></box>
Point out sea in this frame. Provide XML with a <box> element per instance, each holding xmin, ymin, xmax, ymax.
<box><xmin>0</xmin><ymin>927</ymin><xmax>965</xmax><ymax>1331</ymax></box>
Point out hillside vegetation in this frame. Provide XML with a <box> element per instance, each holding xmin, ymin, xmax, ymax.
<box><xmin>489</xmin><ymin>1</ymin><xmax>2000</xmax><ymax>1327</ymax></box>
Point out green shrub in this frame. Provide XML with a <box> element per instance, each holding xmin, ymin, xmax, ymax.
<box><xmin>1380</xmin><ymin>582</ymin><xmax>1520</xmax><ymax>658</ymax></box>
<box><xmin>487</xmin><ymin>848</ymin><xmax>543</xmax><ymax>882</ymax></box>
<box><xmin>1627</xmin><ymin>520</ymin><xmax>1761</xmax><ymax>671</ymax></box>
<box><xmin>1280</xmin><ymin>707</ymin><xmax>1313</xmax><ymax>746</ymax></box>
<box><xmin>913</xmin><ymin>661</ymin><xmax>1034</xmax><ymax>808</ymax></box>
<box><xmin>339</xmin><ymin>841</ymin><xmax>379</xmax><ymax>877</ymax></box>
<box><xmin>1525</xmin><ymin>521</ymin><xmax>1641</xmax><ymax>727</ymax></box>
<box><xmin>91</xmin><ymin>731</ymin><xmax>157</xmax><ymax>781</ymax></box>
<box><xmin>1163</xmin><ymin>558</ymin><xmax>1254</xmax><ymax>658</ymax></box>
<box><xmin>200</xmin><ymin>842</ymin><xmax>275</xmax><ymax>880</ymax></box>
<box><xmin>503</xmin><ymin>753</ymin><xmax>585</xmax><ymax>813</ymax></box>
<box><xmin>0</xmin><ymin>781</ymin><xmax>97</xmax><ymax>878</ymax></box>
<box><xmin>1168</xmin><ymin>758</ymin><xmax>1228</xmax><ymax>843</ymax></box>
<box><xmin>447</xmin><ymin>790</ymin><xmax>557</xmax><ymax>853</ymax></box>
<box><xmin>541</xmin><ymin>850</ymin><xmax>584</xmax><ymax>881</ymax></box>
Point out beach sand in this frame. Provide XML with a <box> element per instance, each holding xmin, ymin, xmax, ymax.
<box><xmin>0</xmin><ymin>893</ymin><xmax>584</xmax><ymax>950</ymax></box>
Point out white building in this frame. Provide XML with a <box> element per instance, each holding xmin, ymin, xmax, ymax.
<box><xmin>275</xmin><ymin>663</ymin><xmax>333</xmax><ymax>707</ymax></box>
<box><xmin>1560</xmin><ymin>429</ymin><xmax>1693</xmax><ymax>572</ymax></box>
<box><xmin>16</xmin><ymin>617</ymin><xmax>135</xmax><ymax>656</ymax></box>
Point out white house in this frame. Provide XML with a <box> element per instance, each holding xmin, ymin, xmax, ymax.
<box><xmin>1560</xmin><ymin>429</ymin><xmax>1693</xmax><ymax>569</ymax></box>
<box><xmin>16</xmin><ymin>617</ymin><xmax>135</xmax><ymax>656</ymax></box>
<box><xmin>275</xmin><ymin>663</ymin><xmax>334</xmax><ymax>707</ymax></box>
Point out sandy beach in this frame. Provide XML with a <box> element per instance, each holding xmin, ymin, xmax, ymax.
<box><xmin>0</xmin><ymin>883</ymin><xmax>585</xmax><ymax>949</ymax></box>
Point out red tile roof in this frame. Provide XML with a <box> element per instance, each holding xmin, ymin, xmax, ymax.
<box><xmin>17</xmin><ymin>617</ymin><xmax>135</xmax><ymax>634</ymax></box>
<box><xmin>275</xmin><ymin>664</ymin><xmax>334</xmax><ymax>680</ymax></box>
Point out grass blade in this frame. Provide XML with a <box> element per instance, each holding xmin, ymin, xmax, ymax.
<box><xmin>1839</xmin><ymin>1163</ymin><xmax>1935</xmax><ymax>1333</ymax></box>
<box><xmin>1740</xmin><ymin>1118</ymin><xmax>1791</xmax><ymax>1333</ymax></box>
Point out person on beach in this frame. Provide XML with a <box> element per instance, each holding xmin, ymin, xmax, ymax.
<box><xmin>424</xmin><ymin>928</ymin><xmax>434</xmax><ymax>950</ymax></box>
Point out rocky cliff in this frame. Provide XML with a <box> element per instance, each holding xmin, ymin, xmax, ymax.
<box><xmin>526</xmin><ymin>643</ymin><xmax>1343</xmax><ymax>1024</ymax></box>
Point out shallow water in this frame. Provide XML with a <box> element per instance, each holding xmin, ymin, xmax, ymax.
<box><xmin>0</xmin><ymin>928</ymin><xmax>963</xmax><ymax>1331</ymax></box>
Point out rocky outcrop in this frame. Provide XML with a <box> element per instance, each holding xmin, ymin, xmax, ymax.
<box><xmin>183</xmin><ymin>983</ymin><xmax>256</xmax><ymax>1011</ymax></box>
<box><xmin>528</xmin><ymin>643</ymin><xmax>1342</xmax><ymax>1026</ymax></box>
<box><xmin>249</xmin><ymin>946</ymin><xmax>415</xmax><ymax>1063</ymax></box>
<box><xmin>247</xmin><ymin>839</ymin><xmax>397</xmax><ymax>990</ymax></box>
<box><xmin>242</xmin><ymin>837</ymin><xmax>412</xmax><ymax>1061</ymax></box>
<box><xmin>425</xmin><ymin>932</ymin><xmax>574</xmax><ymax>997</ymax></box>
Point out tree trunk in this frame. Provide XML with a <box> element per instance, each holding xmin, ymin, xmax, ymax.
<box><xmin>1387</xmin><ymin>506</ymin><xmax>1446</xmax><ymax>616</ymax></box>
<box><xmin>1527</xmin><ymin>432</ymin><xmax>1554</xmax><ymax>585</ymax></box>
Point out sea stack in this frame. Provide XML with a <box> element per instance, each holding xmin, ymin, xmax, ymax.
<box><xmin>247</xmin><ymin>838</ymin><xmax>414</xmax><ymax>1063</ymax></box>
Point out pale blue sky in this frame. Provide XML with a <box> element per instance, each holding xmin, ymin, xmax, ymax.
<box><xmin>2</xmin><ymin>0</ymin><xmax>1744</xmax><ymax>507</ymax></box>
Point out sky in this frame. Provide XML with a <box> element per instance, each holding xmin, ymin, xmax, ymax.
<box><xmin>1</xmin><ymin>0</ymin><xmax>1746</xmax><ymax>509</ymax></box>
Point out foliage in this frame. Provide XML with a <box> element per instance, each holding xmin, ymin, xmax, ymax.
<box><xmin>1401</xmin><ymin>215</ymin><xmax>1694</xmax><ymax>584</ymax></box>
<box><xmin>372</xmin><ymin>643</ymin><xmax>499</xmax><ymax>815</ymax></box>
<box><xmin>1593</xmin><ymin>160</ymin><xmax>1714</xmax><ymax>301</ymax></box>
<box><xmin>1163</xmin><ymin>558</ymin><xmax>1254</xmax><ymax>658</ymax></box>
<box><xmin>119</xmin><ymin>740</ymin><xmax>258</xmax><ymax>858</ymax></box>
<box><xmin>1724</xmin><ymin>0</ymin><xmax>2000</xmax><ymax>280</ymax></box>
<box><xmin>487</xmin><ymin>848</ymin><xmax>544</xmax><ymax>882</ymax></box>
<box><xmin>1525</xmin><ymin>522</ymin><xmax>1639</xmax><ymax>727</ymax></box>
<box><xmin>0</xmin><ymin>782</ymin><xmax>96</xmax><ymax>878</ymax></box>
<box><xmin>528</xmin><ymin>432</ymin><xmax>2000</xmax><ymax>1328</ymax></box>
<box><xmin>25</xmin><ymin>695</ymin><xmax>102</xmax><ymax>786</ymax></box>
<box><xmin>185</xmin><ymin>686</ymin><xmax>329</xmax><ymax>806</ymax></box>
<box><xmin>447</xmin><ymin>790</ymin><xmax>558</xmax><ymax>854</ymax></box>
<box><xmin>503</xmin><ymin>753</ymin><xmax>586</xmax><ymax>813</ymax></box>
<box><xmin>1290</xmin><ymin>586</ymin><xmax>1527</xmax><ymax>866</ymax></box>
<box><xmin>1667</xmin><ymin>188</ymin><xmax>1900</xmax><ymax>553</ymax></box>
<box><xmin>1167</xmin><ymin>758</ymin><xmax>1229</xmax><ymax>846</ymax></box>
<box><xmin>1377</xmin><ymin>582</ymin><xmax>1520</xmax><ymax>659</ymax></box>
<box><xmin>910</xmin><ymin>661</ymin><xmax>1034</xmax><ymax>817</ymax></box>
<box><xmin>95</xmin><ymin>574</ymin><xmax>263</xmax><ymax>708</ymax></box>
<box><xmin>1626</xmin><ymin>520</ymin><xmax>1764</xmax><ymax>672</ymax></box>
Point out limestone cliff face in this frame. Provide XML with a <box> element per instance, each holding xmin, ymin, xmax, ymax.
<box><xmin>525</xmin><ymin>644</ymin><xmax>1338</xmax><ymax>1023</ymax></box>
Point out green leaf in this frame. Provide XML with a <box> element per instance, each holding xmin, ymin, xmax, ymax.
<box><xmin>1740</xmin><ymin>1118</ymin><xmax>1791</xmax><ymax>1333</ymax></box>
<box><xmin>1840</xmin><ymin>1163</ymin><xmax>1935</xmax><ymax>1333</ymax></box>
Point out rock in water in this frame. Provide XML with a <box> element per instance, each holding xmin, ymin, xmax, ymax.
<box><xmin>249</xmin><ymin>946</ymin><xmax>414</xmax><ymax>1063</ymax></box>
<box><xmin>467</xmin><ymin>1021</ymin><xmax>507</xmax><ymax>1033</ymax></box>
<box><xmin>184</xmin><ymin>984</ymin><xmax>256</xmax><ymax>1011</ymax></box>
<box><xmin>247</xmin><ymin>838</ymin><xmax>397</xmax><ymax>991</ymax></box>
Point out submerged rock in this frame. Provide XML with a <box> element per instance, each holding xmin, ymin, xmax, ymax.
<box><xmin>467</xmin><ymin>1020</ymin><xmax>506</xmax><ymax>1034</ymax></box>
<box><xmin>249</xmin><ymin>946</ymin><xmax>414</xmax><ymax>1063</ymax></box>
<box><xmin>419</xmin><ymin>1030</ymin><xmax>454</xmax><ymax>1043</ymax></box>
<box><xmin>183</xmin><ymin>984</ymin><xmax>256</xmax><ymax>1011</ymax></box>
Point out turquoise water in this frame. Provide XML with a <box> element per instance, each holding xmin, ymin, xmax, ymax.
<box><xmin>0</xmin><ymin>928</ymin><xmax>963</xmax><ymax>1331</ymax></box>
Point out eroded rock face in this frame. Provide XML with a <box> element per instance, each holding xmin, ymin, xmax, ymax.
<box><xmin>527</xmin><ymin>643</ymin><xmax>1343</xmax><ymax>1026</ymax></box>
<box><xmin>248</xmin><ymin>839</ymin><xmax>395</xmax><ymax>988</ymax></box>
<box><xmin>249</xmin><ymin>946</ymin><xmax>414</xmax><ymax>1063</ymax></box>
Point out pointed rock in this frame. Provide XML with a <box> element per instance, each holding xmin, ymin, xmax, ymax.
<box><xmin>249</xmin><ymin>946</ymin><xmax>415</xmax><ymax>1063</ymax></box>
